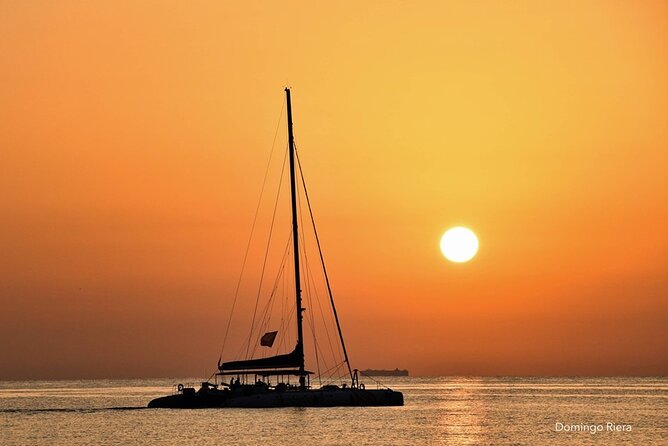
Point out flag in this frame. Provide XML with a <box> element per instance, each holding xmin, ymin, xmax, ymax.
<box><xmin>260</xmin><ymin>331</ymin><xmax>278</xmax><ymax>347</ymax></box>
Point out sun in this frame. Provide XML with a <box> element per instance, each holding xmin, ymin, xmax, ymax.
<box><xmin>440</xmin><ymin>227</ymin><xmax>479</xmax><ymax>263</ymax></box>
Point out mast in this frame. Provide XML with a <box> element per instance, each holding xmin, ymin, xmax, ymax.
<box><xmin>285</xmin><ymin>88</ymin><xmax>306</xmax><ymax>388</ymax></box>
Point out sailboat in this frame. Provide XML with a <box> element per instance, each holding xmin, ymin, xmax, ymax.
<box><xmin>148</xmin><ymin>89</ymin><xmax>403</xmax><ymax>408</ymax></box>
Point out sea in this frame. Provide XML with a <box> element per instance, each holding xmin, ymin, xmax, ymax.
<box><xmin>1</xmin><ymin>377</ymin><xmax>666</xmax><ymax>445</ymax></box>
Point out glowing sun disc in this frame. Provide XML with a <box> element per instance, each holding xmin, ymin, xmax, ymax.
<box><xmin>440</xmin><ymin>227</ymin><xmax>479</xmax><ymax>263</ymax></box>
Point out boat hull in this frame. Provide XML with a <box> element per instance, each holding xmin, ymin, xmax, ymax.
<box><xmin>148</xmin><ymin>388</ymin><xmax>403</xmax><ymax>408</ymax></box>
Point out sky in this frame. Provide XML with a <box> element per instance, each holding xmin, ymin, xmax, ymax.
<box><xmin>0</xmin><ymin>1</ymin><xmax>666</xmax><ymax>379</ymax></box>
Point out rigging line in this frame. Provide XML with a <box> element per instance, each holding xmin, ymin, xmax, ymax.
<box><xmin>331</xmin><ymin>363</ymin><xmax>347</xmax><ymax>382</ymax></box>
<box><xmin>253</xmin><ymin>233</ymin><xmax>289</xmax><ymax>335</ymax></box>
<box><xmin>298</xmin><ymin>183</ymin><xmax>338</xmax><ymax>386</ymax></box>
<box><xmin>218</xmin><ymin>99</ymin><xmax>286</xmax><ymax>361</ymax></box>
<box><xmin>256</xmin><ymin>234</ymin><xmax>290</xmax><ymax>339</ymax></box>
<box><xmin>276</xmin><ymin>296</ymin><xmax>295</xmax><ymax>351</ymax></box>
<box><xmin>358</xmin><ymin>373</ymin><xmax>392</xmax><ymax>391</ymax></box>
<box><xmin>296</xmin><ymin>186</ymin><xmax>322</xmax><ymax>384</ymax></box>
<box><xmin>303</xmin><ymin>247</ymin><xmax>339</xmax><ymax>367</ymax></box>
<box><xmin>317</xmin><ymin>360</ymin><xmax>346</xmax><ymax>381</ymax></box>
<box><xmin>244</xmin><ymin>144</ymin><xmax>289</xmax><ymax>359</ymax></box>
<box><xmin>305</xmin><ymin>225</ymin><xmax>344</xmax><ymax>363</ymax></box>
<box><xmin>295</xmin><ymin>145</ymin><xmax>354</xmax><ymax>382</ymax></box>
<box><xmin>295</xmin><ymin>149</ymin><xmax>335</xmax><ymax>382</ymax></box>
<box><xmin>252</xmin><ymin>253</ymin><xmax>287</xmax><ymax>359</ymax></box>
<box><xmin>273</xmin><ymin>237</ymin><xmax>295</xmax><ymax>355</ymax></box>
<box><xmin>249</xmin><ymin>232</ymin><xmax>292</xmax><ymax>358</ymax></box>
<box><xmin>276</xmin><ymin>250</ymin><xmax>290</xmax><ymax>352</ymax></box>
<box><xmin>303</xmin><ymin>260</ymin><xmax>329</xmax><ymax>382</ymax></box>
<box><xmin>302</xmin><ymin>254</ymin><xmax>338</xmax><ymax>368</ymax></box>
<box><xmin>309</xmin><ymin>318</ymin><xmax>336</xmax><ymax>383</ymax></box>
<box><xmin>275</xmin><ymin>241</ymin><xmax>294</xmax><ymax>353</ymax></box>
<box><xmin>278</xmin><ymin>260</ymin><xmax>295</xmax><ymax>352</ymax></box>
<box><xmin>306</xmin><ymin>271</ymin><xmax>323</xmax><ymax>386</ymax></box>
<box><xmin>304</xmin><ymin>307</ymin><xmax>322</xmax><ymax>384</ymax></box>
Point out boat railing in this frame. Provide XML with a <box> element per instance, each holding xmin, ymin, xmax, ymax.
<box><xmin>172</xmin><ymin>382</ymin><xmax>198</xmax><ymax>394</ymax></box>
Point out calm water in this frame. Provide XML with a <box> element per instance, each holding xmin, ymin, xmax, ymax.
<box><xmin>1</xmin><ymin>377</ymin><xmax>666</xmax><ymax>445</ymax></box>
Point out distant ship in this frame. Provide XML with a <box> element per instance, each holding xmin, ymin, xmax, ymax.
<box><xmin>148</xmin><ymin>89</ymin><xmax>403</xmax><ymax>409</ymax></box>
<box><xmin>361</xmin><ymin>369</ymin><xmax>409</xmax><ymax>377</ymax></box>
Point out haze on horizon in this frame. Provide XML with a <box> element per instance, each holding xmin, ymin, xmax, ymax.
<box><xmin>1</xmin><ymin>1</ymin><xmax>667</xmax><ymax>380</ymax></box>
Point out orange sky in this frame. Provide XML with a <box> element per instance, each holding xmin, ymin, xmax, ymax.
<box><xmin>1</xmin><ymin>1</ymin><xmax>666</xmax><ymax>379</ymax></box>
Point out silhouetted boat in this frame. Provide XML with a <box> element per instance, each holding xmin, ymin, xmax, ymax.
<box><xmin>148</xmin><ymin>89</ymin><xmax>403</xmax><ymax>408</ymax></box>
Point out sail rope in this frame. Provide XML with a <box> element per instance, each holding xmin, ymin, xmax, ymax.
<box><xmin>275</xmin><ymin>287</ymin><xmax>295</xmax><ymax>352</ymax></box>
<box><xmin>317</xmin><ymin>360</ymin><xmax>347</xmax><ymax>383</ymax></box>
<box><xmin>297</xmin><ymin>187</ymin><xmax>323</xmax><ymax>385</ymax></box>
<box><xmin>272</xmin><ymin>238</ymin><xmax>295</xmax><ymax>356</ymax></box>
<box><xmin>244</xmin><ymin>145</ymin><xmax>288</xmax><ymax>359</ymax></box>
<box><xmin>304</xmin><ymin>251</ymin><xmax>341</xmax><ymax>378</ymax></box>
<box><xmin>218</xmin><ymin>99</ymin><xmax>285</xmax><ymax>362</ymax></box>
<box><xmin>294</xmin><ymin>145</ymin><xmax>354</xmax><ymax>382</ymax></box>
<box><xmin>248</xmin><ymin>231</ymin><xmax>292</xmax><ymax>359</ymax></box>
<box><xmin>302</xmin><ymin>233</ymin><xmax>342</xmax><ymax>369</ymax></box>
<box><xmin>241</xmin><ymin>233</ymin><xmax>299</xmax><ymax>361</ymax></box>
<box><xmin>358</xmin><ymin>372</ymin><xmax>393</xmax><ymax>391</ymax></box>
<box><xmin>298</xmin><ymin>201</ymin><xmax>340</xmax><ymax>380</ymax></box>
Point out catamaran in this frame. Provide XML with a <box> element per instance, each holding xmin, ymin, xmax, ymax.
<box><xmin>148</xmin><ymin>89</ymin><xmax>403</xmax><ymax>408</ymax></box>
